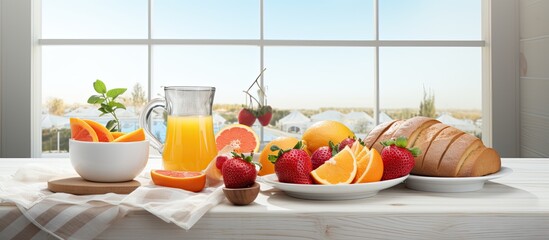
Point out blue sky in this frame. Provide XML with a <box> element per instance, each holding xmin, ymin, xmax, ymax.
<box><xmin>41</xmin><ymin>0</ymin><xmax>481</xmax><ymax>110</ymax></box>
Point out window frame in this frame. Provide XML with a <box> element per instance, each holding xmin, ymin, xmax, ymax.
<box><xmin>0</xmin><ymin>0</ymin><xmax>520</xmax><ymax>157</ymax></box>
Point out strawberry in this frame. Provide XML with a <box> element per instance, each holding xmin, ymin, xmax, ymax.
<box><xmin>215</xmin><ymin>155</ymin><xmax>229</xmax><ymax>170</ymax></box>
<box><xmin>311</xmin><ymin>141</ymin><xmax>338</xmax><ymax>170</ymax></box>
<box><xmin>380</xmin><ymin>136</ymin><xmax>420</xmax><ymax>180</ymax></box>
<box><xmin>257</xmin><ymin>105</ymin><xmax>273</xmax><ymax>126</ymax></box>
<box><xmin>269</xmin><ymin>141</ymin><xmax>313</xmax><ymax>184</ymax></box>
<box><xmin>338</xmin><ymin>137</ymin><xmax>356</xmax><ymax>152</ymax></box>
<box><xmin>222</xmin><ymin>153</ymin><xmax>259</xmax><ymax>188</ymax></box>
<box><xmin>238</xmin><ymin>108</ymin><xmax>256</xmax><ymax>126</ymax></box>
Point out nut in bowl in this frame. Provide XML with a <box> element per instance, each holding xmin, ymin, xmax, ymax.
<box><xmin>69</xmin><ymin>139</ymin><xmax>149</xmax><ymax>182</ymax></box>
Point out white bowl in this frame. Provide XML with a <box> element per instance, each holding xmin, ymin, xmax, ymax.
<box><xmin>69</xmin><ymin>139</ymin><xmax>150</xmax><ymax>182</ymax></box>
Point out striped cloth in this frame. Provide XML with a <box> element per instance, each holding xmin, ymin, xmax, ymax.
<box><xmin>0</xmin><ymin>164</ymin><xmax>225</xmax><ymax>239</ymax></box>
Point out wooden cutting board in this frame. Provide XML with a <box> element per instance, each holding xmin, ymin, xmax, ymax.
<box><xmin>48</xmin><ymin>177</ymin><xmax>141</xmax><ymax>195</ymax></box>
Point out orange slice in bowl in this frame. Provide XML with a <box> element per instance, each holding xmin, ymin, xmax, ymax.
<box><xmin>215</xmin><ymin>124</ymin><xmax>260</xmax><ymax>153</ymax></box>
<box><xmin>151</xmin><ymin>170</ymin><xmax>206</xmax><ymax>192</ymax></box>
<box><xmin>311</xmin><ymin>147</ymin><xmax>357</xmax><ymax>185</ymax></box>
<box><xmin>83</xmin><ymin>119</ymin><xmax>114</xmax><ymax>142</ymax></box>
<box><xmin>113</xmin><ymin>128</ymin><xmax>146</xmax><ymax>142</ymax></box>
<box><xmin>111</xmin><ymin>131</ymin><xmax>126</xmax><ymax>140</ymax></box>
<box><xmin>70</xmin><ymin>117</ymin><xmax>99</xmax><ymax>142</ymax></box>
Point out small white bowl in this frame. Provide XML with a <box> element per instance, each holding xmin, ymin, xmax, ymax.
<box><xmin>69</xmin><ymin>139</ymin><xmax>149</xmax><ymax>182</ymax></box>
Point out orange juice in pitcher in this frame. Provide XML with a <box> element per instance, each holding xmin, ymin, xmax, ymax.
<box><xmin>139</xmin><ymin>86</ymin><xmax>218</xmax><ymax>172</ymax></box>
<box><xmin>162</xmin><ymin>115</ymin><xmax>217</xmax><ymax>171</ymax></box>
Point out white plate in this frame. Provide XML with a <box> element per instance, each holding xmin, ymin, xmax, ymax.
<box><xmin>261</xmin><ymin>174</ymin><xmax>408</xmax><ymax>200</ymax></box>
<box><xmin>405</xmin><ymin>166</ymin><xmax>513</xmax><ymax>193</ymax></box>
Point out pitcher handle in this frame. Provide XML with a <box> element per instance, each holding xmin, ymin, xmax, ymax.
<box><xmin>139</xmin><ymin>98</ymin><xmax>165</xmax><ymax>154</ymax></box>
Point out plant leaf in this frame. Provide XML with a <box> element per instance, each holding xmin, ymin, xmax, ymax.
<box><xmin>111</xmin><ymin>101</ymin><xmax>126</xmax><ymax>110</ymax></box>
<box><xmin>106</xmin><ymin>120</ymin><xmax>117</xmax><ymax>131</ymax></box>
<box><xmin>98</xmin><ymin>107</ymin><xmax>108</xmax><ymax>114</ymax></box>
<box><xmin>107</xmin><ymin>88</ymin><xmax>127</xmax><ymax>99</ymax></box>
<box><xmin>93</xmin><ymin>80</ymin><xmax>107</xmax><ymax>94</ymax></box>
<box><xmin>87</xmin><ymin>95</ymin><xmax>101</xmax><ymax>104</ymax></box>
<box><xmin>103</xmin><ymin>105</ymin><xmax>113</xmax><ymax>112</ymax></box>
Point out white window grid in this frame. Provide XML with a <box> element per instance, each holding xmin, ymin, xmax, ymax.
<box><xmin>35</xmin><ymin>0</ymin><xmax>487</xmax><ymax>154</ymax></box>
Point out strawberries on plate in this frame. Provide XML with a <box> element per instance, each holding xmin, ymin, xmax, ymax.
<box><xmin>380</xmin><ymin>136</ymin><xmax>420</xmax><ymax>180</ymax></box>
<box><xmin>269</xmin><ymin>141</ymin><xmax>313</xmax><ymax>184</ymax></box>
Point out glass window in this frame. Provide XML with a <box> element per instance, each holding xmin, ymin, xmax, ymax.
<box><xmin>379</xmin><ymin>0</ymin><xmax>481</xmax><ymax>40</ymax></box>
<box><xmin>264</xmin><ymin>47</ymin><xmax>375</xmax><ymax>138</ymax></box>
<box><xmin>152</xmin><ymin>46</ymin><xmax>259</xmax><ymax>103</ymax></box>
<box><xmin>152</xmin><ymin>0</ymin><xmax>260</xmax><ymax>39</ymax></box>
<box><xmin>38</xmin><ymin>0</ymin><xmax>484</xmax><ymax>155</ymax></box>
<box><xmin>379</xmin><ymin>47</ymin><xmax>482</xmax><ymax>136</ymax></box>
<box><xmin>264</xmin><ymin>0</ymin><xmax>374</xmax><ymax>40</ymax></box>
<box><xmin>41</xmin><ymin>46</ymin><xmax>148</xmax><ymax>154</ymax></box>
<box><xmin>42</xmin><ymin>0</ymin><xmax>148</xmax><ymax>39</ymax></box>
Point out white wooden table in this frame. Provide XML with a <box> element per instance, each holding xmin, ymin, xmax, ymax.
<box><xmin>1</xmin><ymin>158</ymin><xmax>548</xmax><ymax>239</ymax></box>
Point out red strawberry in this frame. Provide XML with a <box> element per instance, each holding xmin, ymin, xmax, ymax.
<box><xmin>311</xmin><ymin>141</ymin><xmax>338</xmax><ymax>170</ymax></box>
<box><xmin>257</xmin><ymin>105</ymin><xmax>273</xmax><ymax>126</ymax></box>
<box><xmin>269</xmin><ymin>141</ymin><xmax>313</xmax><ymax>184</ymax></box>
<box><xmin>238</xmin><ymin>108</ymin><xmax>256</xmax><ymax>126</ymax></box>
<box><xmin>222</xmin><ymin>153</ymin><xmax>258</xmax><ymax>188</ymax></box>
<box><xmin>338</xmin><ymin>137</ymin><xmax>356</xmax><ymax>151</ymax></box>
<box><xmin>215</xmin><ymin>155</ymin><xmax>229</xmax><ymax>170</ymax></box>
<box><xmin>380</xmin><ymin>136</ymin><xmax>420</xmax><ymax>180</ymax></box>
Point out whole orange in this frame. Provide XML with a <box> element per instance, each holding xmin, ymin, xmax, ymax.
<box><xmin>302</xmin><ymin>120</ymin><xmax>355</xmax><ymax>154</ymax></box>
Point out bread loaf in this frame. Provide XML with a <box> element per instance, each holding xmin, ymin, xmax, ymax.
<box><xmin>418</xmin><ymin>126</ymin><xmax>464</xmax><ymax>176</ymax></box>
<box><xmin>411</xmin><ymin>123</ymin><xmax>449</xmax><ymax>174</ymax></box>
<box><xmin>391</xmin><ymin>116</ymin><xmax>440</xmax><ymax>147</ymax></box>
<box><xmin>363</xmin><ymin>120</ymin><xmax>397</xmax><ymax>149</ymax></box>
<box><xmin>365</xmin><ymin>116</ymin><xmax>501</xmax><ymax>177</ymax></box>
<box><xmin>370</xmin><ymin>120</ymin><xmax>404</xmax><ymax>153</ymax></box>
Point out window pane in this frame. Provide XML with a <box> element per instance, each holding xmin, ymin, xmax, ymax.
<box><xmin>265</xmin><ymin>47</ymin><xmax>375</xmax><ymax>139</ymax></box>
<box><xmin>379</xmin><ymin>0</ymin><xmax>481</xmax><ymax>40</ymax></box>
<box><xmin>42</xmin><ymin>0</ymin><xmax>148</xmax><ymax>39</ymax></box>
<box><xmin>152</xmin><ymin>46</ymin><xmax>259</xmax><ymax>141</ymax></box>
<box><xmin>379</xmin><ymin>47</ymin><xmax>482</xmax><ymax>136</ymax></box>
<box><xmin>264</xmin><ymin>0</ymin><xmax>374</xmax><ymax>40</ymax></box>
<box><xmin>152</xmin><ymin>46</ymin><xmax>259</xmax><ymax>103</ymax></box>
<box><xmin>152</xmin><ymin>0</ymin><xmax>260</xmax><ymax>39</ymax></box>
<box><xmin>41</xmin><ymin>46</ymin><xmax>148</xmax><ymax>155</ymax></box>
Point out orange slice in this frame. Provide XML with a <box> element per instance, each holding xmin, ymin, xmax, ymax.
<box><xmin>350</xmin><ymin>140</ymin><xmax>364</xmax><ymax>156</ymax></box>
<box><xmin>111</xmin><ymin>131</ymin><xmax>125</xmax><ymax>140</ymax></box>
<box><xmin>70</xmin><ymin>118</ymin><xmax>99</xmax><ymax>142</ymax></box>
<box><xmin>353</xmin><ymin>148</ymin><xmax>384</xmax><ymax>183</ymax></box>
<box><xmin>113</xmin><ymin>128</ymin><xmax>145</xmax><ymax>142</ymax></box>
<box><xmin>215</xmin><ymin>124</ymin><xmax>260</xmax><ymax>153</ymax></box>
<box><xmin>355</xmin><ymin>146</ymin><xmax>370</xmax><ymax>163</ymax></box>
<box><xmin>151</xmin><ymin>170</ymin><xmax>206</xmax><ymax>192</ymax></box>
<box><xmin>311</xmin><ymin>147</ymin><xmax>357</xmax><ymax>185</ymax></box>
<box><xmin>83</xmin><ymin>119</ymin><xmax>114</xmax><ymax>142</ymax></box>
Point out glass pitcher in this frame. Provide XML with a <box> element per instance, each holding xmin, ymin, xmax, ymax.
<box><xmin>139</xmin><ymin>86</ymin><xmax>218</xmax><ymax>172</ymax></box>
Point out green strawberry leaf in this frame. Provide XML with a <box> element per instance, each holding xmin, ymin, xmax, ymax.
<box><xmin>268</xmin><ymin>154</ymin><xmax>278</xmax><ymax>164</ymax></box>
<box><xmin>409</xmin><ymin>147</ymin><xmax>421</xmax><ymax>157</ymax></box>
<box><xmin>293</xmin><ymin>141</ymin><xmax>303</xmax><ymax>150</ymax></box>
<box><xmin>329</xmin><ymin>141</ymin><xmax>338</xmax><ymax>156</ymax></box>
<box><xmin>381</xmin><ymin>138</ymin><xmax>395</xmax><ymax>147</ymax></box>
<box><xmin>395</xmin><ymin>136</ymin><xmax>408</xmax><ymax>148</ymax></box>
